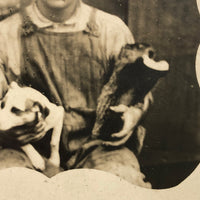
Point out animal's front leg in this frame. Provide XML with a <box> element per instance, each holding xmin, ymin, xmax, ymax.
<box><xmin>48</xmin><ymin>108</ymin><xmax>64</xmax><ymax>167</ymax></box>
<box><xmin>48</xmin><ymin>128</ymin><xmax>61</xmax><ymax>167</ymax></box>
<box><xmin>21</xmin><ymin>144</ymin><xmax>45</xmax><ymax>171</ymax></box>
<box><xmin>48</xmin><ymin>133</ymin><xmax>60</xmax><ymax>167</ymax></box>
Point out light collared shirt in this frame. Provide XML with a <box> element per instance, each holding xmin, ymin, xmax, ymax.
<box><xmin>28</xmin><ymin>0</ymin><xmax>88</xmax><ymax>32</ymax></box>
<box><xmin>0</xmin><ymin>1</ymin><xmax>134</xmax><ymax>96</ymax></box>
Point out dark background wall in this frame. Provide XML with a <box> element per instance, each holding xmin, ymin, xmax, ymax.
<box><xmin>84</xmin><ymin>0</ymin><xmax>128</xmax><ymax>22</ymax></box>
<box><xmin>1</xmin><ymin>0</ymin><xmax>200</xmax><ymax>189</ymax></box>
<box><xmin>128</xmin><ymin>0</ymin><xmax>200</xmax><ymax>188</ymax></box>
<box><xmin>128</xmin><ymin>0</ymin><xmax>200</xmax><ymax>154</ymax></box>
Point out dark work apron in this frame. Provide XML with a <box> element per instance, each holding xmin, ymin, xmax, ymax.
<box><xmin>19</xmin><ymin>8</ymin><xmax>109</xmax><ymax>157</ymax></box>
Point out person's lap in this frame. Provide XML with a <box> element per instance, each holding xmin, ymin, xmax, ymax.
<box><xmin>0</xmin><ymin>148</ymin><xmax>33</xmax><ymax>170</ymax></box>
<box><xmin>0</xmin><ymin>146</ymin><xmax>151</xmax><ymax>188</ymax></box>
<box><xmin>76</xmin><ymin>146</ymin><xmax>151</xmax><ymax>188</ymax></box>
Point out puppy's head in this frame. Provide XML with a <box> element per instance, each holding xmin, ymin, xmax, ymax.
<box><xmin>119</xmin><ymin>43</ymin><xmax>169</xmax><ymax>71</ymax></box>
<box><xmin>0</xmin><ymin>82</ymin><xmax>49</xmax><ymax>131</ymax></box>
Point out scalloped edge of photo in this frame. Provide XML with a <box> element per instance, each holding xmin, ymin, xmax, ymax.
<box><xmin>197</xmin><ymin>0</ymin><xmax>200</xmax><ymax>14</ymax></box>
<box><xmin>0</xmin><ymin>166</ymin><xmax>200</xmax><ymax>200</ymax></box>
<box><xmin>196</xmin><ymin>45</ymin><xmax>200</xmax><ymax>86</ymax></box>
<box><xmin>0</xmin><ymin>0</ymin><xmax>200</xmax><ymax>199</ymax></box>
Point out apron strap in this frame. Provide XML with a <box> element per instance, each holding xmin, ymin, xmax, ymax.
<box><xmin>21</xmin><ymin>6</ymin><xmax>100</xmax><ymax>37</ymax></box>
<box><xmin>84</xmin><ymin>8</ymin><xmax>100</xmax><ymax>37</ymax></box>
<box><xmin>20</xmin><ymin>9</ymin><xmax>38</xmax><ymax>37</ymax></box>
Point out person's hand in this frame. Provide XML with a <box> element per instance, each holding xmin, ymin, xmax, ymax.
<box><xmin>0</xmin><ymin>112</ymin><xmax>47</xmax><ymax>146</ymax></box>
<box><xmin>103</xmin><ymin>92</ymin><xmax>153</xmax><ymax>147</ymax></box>
<box><xmin>0</xmin><ymin>0</ymin><xmax>20</xmax><ymax>8</ymax></box>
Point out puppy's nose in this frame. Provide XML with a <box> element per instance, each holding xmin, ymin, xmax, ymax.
<box><xmin>148</xmin><ymin>49</ymin><xmax>154</xmax><ymax>58</ymax></box>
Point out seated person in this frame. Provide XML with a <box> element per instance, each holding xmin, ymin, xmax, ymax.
<box><xmin>0</xmin><ymin>0</ymin><xmax>151</xmax><ymax>188</ymax></box>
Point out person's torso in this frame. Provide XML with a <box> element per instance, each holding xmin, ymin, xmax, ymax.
<box><xmin>20</xmin><ymin>7</ymin><xmax>109</xmax><ymax>111</ymax></box>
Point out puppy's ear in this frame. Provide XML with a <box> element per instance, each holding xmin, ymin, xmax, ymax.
<box><xmin>33</xmin><ymin>101</ymin><xmax>50</xmax><ymax>119</ymax></box>
<box><xmin>25</xmin><ymin>99</ymin><xmax>35</xmax><ymax>111</ymax></box>
<box><xmin>10</xmin><ymin>82</ymin><xmax>20</xmax><ymax>89</ymax></box>
<box><xmin>43</xmin><ymin>106</ymin><xmax>50</xmax><ymax>118</ymax></box>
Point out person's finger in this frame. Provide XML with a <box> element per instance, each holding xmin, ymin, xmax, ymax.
<box><xmin>31</xmin><ymin>129</ymin><xmax>47</xmax><ymax>140</ymax></box>
<box><xmin>142</xmin><ymin>92</ymin><xmax>154</xmax><ymax>112</ymax></box>
<box><xmin>103</xmin><ymin>131</ymin><xmax>131</xmax><ymax>147</ymax></box>
<box><xmin>110</xmin><ymin>104</ymin><xmax>129</xmax><ymax>113</ymax></box>
<box><xmin>9</xmin><ymin>129</ymin><xmax>28</xmax><ymax>136</ymax></box>
<box><xmin>35</xmin><ymin>126</ymin><xmax>45</xmax><ymax>134</ymax></box>
<box><xmin>135</xmin><ymin>125</ymin><xmax>146</xmax><ymax>154</ymax></box>
<box><xmin>35</xmin><ymin>118</ymin><xmax>44</xmax><ymax>128</ymax></box>
<box><xmin>17</xmin><ymin>134</ymin><xmax>37</xmax><ymax>144</ymax></box>
<box><xmin>17</xmin><ymin>130</ymin><xmax>46</xmax><ymax>144</ymax></box>
<box><xmin>66</xmin><ymin>125</ymin><xmax>72</xmax><ymax>132</ymax></box>
<box><xmin>148</xmin><ymin>92</ymin><xmax>154</xmax><ymax>104</ymax></box>
<box><xmin>30</xmin><ymin>129</ymin><xmax>46</xmax><ymax>142</ymax></box>
<box><xmin>9</xmin><ymin>125</ymin><xmax>36</xmax><ymax>136</ymax></box>
<box><xmin>111</xmin><ymin>129</ymin><xmax>131</xmax><ymax>138</ymax></box>
<box><xmin>111</xmin><ymin>106</ymin><xmax>141</xmax><ymax>138</ymax></box>
<box><xmin>142</xmin><ymin>95</ymin><xmax>150</xmax><ymax>112</ymax></box>
<box><xmin>34</xmin><ymin>121</ymin><xmax>46</xmax><ymax>133</ymax></box>
<box><xmin>0</xmin><ymin>0</ymin><xmax>20</xmax><ymax>8</ymax></box>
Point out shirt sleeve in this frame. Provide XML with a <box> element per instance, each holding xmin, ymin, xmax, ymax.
<box><xmin>0</xmin><ymin>36</ymin><xmax>8</xmax><ymax>98</ymax></box>
<box><xmin>0</xmin><ymin>65</ymin><xmax>8</xmax><ymax>98</ymax></box>
<box><xmin>104</xmin><ymin>15</ymin><xmax>135</xmax><ymax>61</ymax></box>
<box><xmin>0</xmin><ymin>13</ymin><xmax>22</xmax><ymax>98</ymax></box>
<box><xmin>0</xmin><ymin>22</ymin><xmax>10</xmax><ymax>98</ymax></box>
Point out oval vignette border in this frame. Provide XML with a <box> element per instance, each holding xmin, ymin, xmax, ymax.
<box><xmin>196</xmin><ymin>45</ymin><xmax>200</xmax><ymax>87</ymax></box>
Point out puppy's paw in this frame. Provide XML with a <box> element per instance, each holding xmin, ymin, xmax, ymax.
<box><xmin>48</xmin><ymin>155</ymin><xmax>60</xmax><ymax>167</ymax></box>
<box><xmin>30</xmin><ymin>155</ymin><xmax>46</xmax><ymax>171</ymax></box>
<box><xmin>43</xmin><ymin>162</ymin><xmax>64</xmax><ymax>178</ymax></box>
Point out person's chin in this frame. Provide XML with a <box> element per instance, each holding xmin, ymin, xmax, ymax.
<box><xmin>45</xmin><ymin>0</ymin><xmax>71</xmax><ymax>9</ymax></box>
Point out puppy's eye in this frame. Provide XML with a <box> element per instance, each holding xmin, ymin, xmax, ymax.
<box><xmin>1</xmin><ymin>101</ymin><xmax>5</xmax><ymax>109</ymax></box>
<box><xmin>11</xmin><ymin>107</ymin><xmax>22</xmax><ymax>114</ymax></box>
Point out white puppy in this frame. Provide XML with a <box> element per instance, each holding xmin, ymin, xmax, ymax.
<box><xmin>0</xmin><ymin>82</ymin><xmax>64</xmax><ymax>171</ymax></box>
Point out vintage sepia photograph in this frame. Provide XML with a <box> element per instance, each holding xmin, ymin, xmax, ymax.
<box><xmin>0</xmin><ymin>0</ymin><xmax>199</xmax><ymax>199</ymax></box>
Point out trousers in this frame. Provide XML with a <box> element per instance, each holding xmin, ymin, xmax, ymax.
<box><xmin>0</xmin><ymin>146</ymin><xmax>151</xmax><ymax>188</ymax></box>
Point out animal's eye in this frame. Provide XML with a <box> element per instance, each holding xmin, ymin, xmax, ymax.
<box><xmin>11</xmin><ymin>107</ymin><xmax>22</xmax><ymax>114</ymax></box>
<box><xmin>1</xmin><ymin>101</ymin><xmax>5</xmax><ymax>109</ymax></box>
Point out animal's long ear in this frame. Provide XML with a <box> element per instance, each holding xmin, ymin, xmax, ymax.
<box><xmin>10</xmin><ymin>82</ymin><xmax>20</xmax><ymax>89</ymax></box>
<box><xmin>33</xmin><ymin>101</ymin><xmax>50</xmax><ymax>119</ymax></box>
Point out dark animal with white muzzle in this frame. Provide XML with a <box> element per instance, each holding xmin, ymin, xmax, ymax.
<box><xmin>92</xmin><ymin>43</ymin><xmax>169</xmax><ymax>138</ymax></box>
<box><xmin>73</xmin><ymin>43</ymin><xmax>169</xmax><ymax>162</ymax></box>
